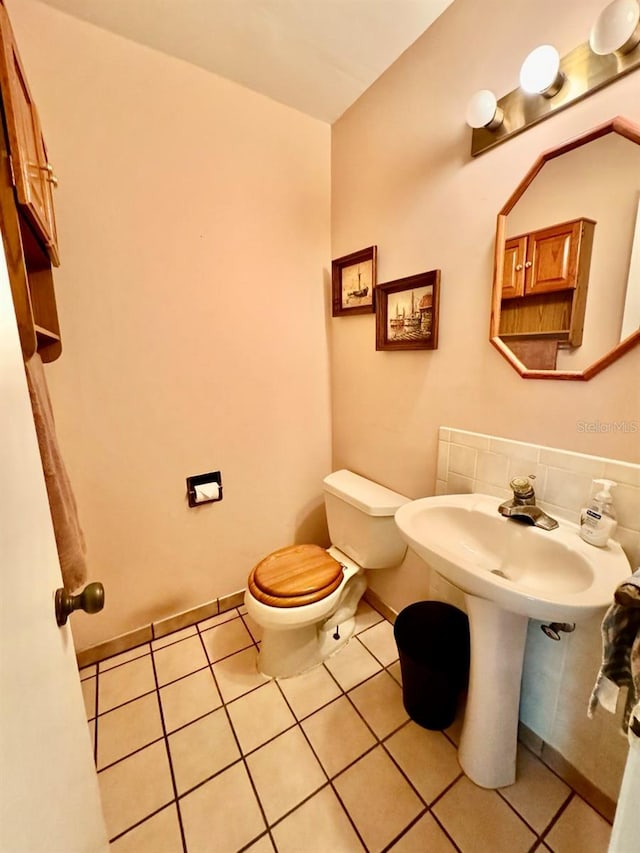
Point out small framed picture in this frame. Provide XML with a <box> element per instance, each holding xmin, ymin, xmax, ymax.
<box><xmin>376</xmin><ymin>269</ymin><xmax>440</xmax><ymax>351</ymax></box>
<box><xmin>331</xmin><ymin>245</ymin><xmax>377</xmax><ymax>316</ymax></box>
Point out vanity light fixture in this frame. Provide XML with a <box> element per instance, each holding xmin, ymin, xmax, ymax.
<box><xmin>590</xmin><ymin>0</ymin><xmax>640</xmax><ymax>55</ymax></box>
<box><xmin>519</xmin><ymin>45</ymin><xmax>565</xmax><ymax>97</ymax></box>
<box><xmin>467</xmin><ymin>0</ymin><xmax>640</xmax><ymax>156</ymax></box>
<box><xmin>465</xmin><ymin>89</ymin><xmax>504</xmax><ymax>130</ymax></box>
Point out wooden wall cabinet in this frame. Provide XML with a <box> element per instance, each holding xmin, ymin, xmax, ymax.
<box><xmin>0</xmin><ymin>1</ymin><xmax>61</xmax><ymax>362</ymax></box>
<box><xmin>499</xmin><ymin>217</ymin><xmax>595</xmax><ymax>348</ymax></box>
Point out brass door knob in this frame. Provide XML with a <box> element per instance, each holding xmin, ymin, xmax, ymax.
<box><xmin>55</xmin><ymin>582</ymin><xmax>104</xmax><ymax>627</ymax></box>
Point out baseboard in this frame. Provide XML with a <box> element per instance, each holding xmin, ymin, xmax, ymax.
<box><xmin>518</xmin><ymin>724</ymin><xmax>616</xmax><ymax>823</ymax></box>
<box><xmin>76</xmin><ymin>589</ymin><xmax>246</xmax><ymax>669</ymax></box>
<box><xmin>364</xmin><ymin>588</ymin><xmax>398</xmax><ymax>624</ymax></box>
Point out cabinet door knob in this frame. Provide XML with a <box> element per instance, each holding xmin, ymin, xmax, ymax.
<box><xmin>55</xmin><ymin>582</ymin><xmax>104</xmax><ymax>626</ymax></box>
<box><xmin>525</xmin><ymin>261</ymin><xmax>532</xmax><ymax>268</ymax></box>
<box><xmin>515</xmin><ymin>264</ymin><xmax>523</xmax><ymax>271</ymax></box>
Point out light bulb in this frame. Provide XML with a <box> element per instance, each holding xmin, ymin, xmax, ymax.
<box><xmin>465</xmin><ymin>90</ymin><xmax>504</xmax><ymax>130</ymax></box>
<box><xmin>590</xmin><ymin>0</ymin><xmax>640</xmax><ymax>55</ymax></box>
<box><xmin>519</xmin><ymin>45</ymin><xmax>565</xmax><ymax>97</ymax></box>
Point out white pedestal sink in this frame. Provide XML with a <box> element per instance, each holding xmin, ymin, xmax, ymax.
<box><xmin>394</xmin><ymin>493</ymin><xmax>632</xmax><ymax>789</ymax></box>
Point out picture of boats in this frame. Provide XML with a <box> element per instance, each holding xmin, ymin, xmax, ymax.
<box><xmin>341</xmin><ymin>259</ymin><xmax>373</xmax><ymax>308</ymax></box>
<box><xmin>387</xmin><ymin>285</ymin><xmax>434</xmax><ymax>341</ymax></box>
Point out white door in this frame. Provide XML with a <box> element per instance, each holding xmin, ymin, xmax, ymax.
<box><xmin>0</xmin><ymin>243</ymin><xmax>109</xmax><ymax>852</ymax></box>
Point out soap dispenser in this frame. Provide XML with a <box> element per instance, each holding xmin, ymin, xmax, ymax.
<box><xmin>579</xmin><ymin>479</ymin><xmax>617</xmax><ymax>547</ymax></box>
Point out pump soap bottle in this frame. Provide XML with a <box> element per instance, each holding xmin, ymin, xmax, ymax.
<box><xmin>579</xmin><ymin>479</ymin><xmax>617</xmax><ymax>547</ymax></box>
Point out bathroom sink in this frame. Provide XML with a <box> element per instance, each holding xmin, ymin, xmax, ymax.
<box><xmin>394</xmin><ymin>493</ymin><xmax>630</xmax><ymax>623</ymax></box>
<box><xmin>394</xmin><ymin>492</ymin><xmax>632</xmax><ymax>790</ymax></box>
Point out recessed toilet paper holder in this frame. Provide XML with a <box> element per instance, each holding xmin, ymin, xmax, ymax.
<box><xmin>186</xmin><ymin>471</ymin><xmax>223</xmax><ymax>507</ymax></box>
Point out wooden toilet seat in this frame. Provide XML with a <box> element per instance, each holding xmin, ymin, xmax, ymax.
<box><xmin>248</xmin><ymin>544</ymin><xmax>344</xmax><ymax>608</ymax></box>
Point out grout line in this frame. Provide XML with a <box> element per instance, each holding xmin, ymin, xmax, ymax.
<box><xmin>149</xmin><ymin>640</ymin><xmax>188</xmax><ymax>853</ymax></box>
<box><xmin>193</xmin><ymin>622</ymin><xmax>275</xmax><ymax>851</ymax></box>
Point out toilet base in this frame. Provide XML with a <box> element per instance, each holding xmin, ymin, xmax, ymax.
<box><xmin>257</xmin><ymin>616</ymin><xmax>357</xmax><ymax>679</ymax></box>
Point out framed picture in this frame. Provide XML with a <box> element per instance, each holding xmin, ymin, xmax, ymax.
<box><xmin>376</xmin><ymin>269</ymin><xmax>440</xmax><ymax>351</ymax></box>
<box><xmin>331</xmin><ymin>245</ymin><xmax>377</xmax><ymax>316</ymax></box>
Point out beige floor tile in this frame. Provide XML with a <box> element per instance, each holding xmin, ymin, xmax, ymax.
<box><xmin>160</xmin><ymin>667</ymin><xmax>222</xmax><ymax>733</ymax></box>
<box><xmin>227</xmin><ymin>680</ymin><xmax>296</xmax><ymax>753</ymax></box>
<box><xmin>180</xmin><ymin>761</ymin><xmax>266</xmax><ymax>852</ymax></box>
<box><xmin>97</xmin><ymin>692</ymin><xmax>163</xmax><ymax>769</ymax></box>
<box><xmin>98</xmin><ymin>644</ymin><xmax>151</xmax><ymax>672</ymax></box>
<box><xmin>98</xmin><ymin>654</ymin><xmax>156</xmax><ymax>714</ymax></box>
<box><xmin>433</xmin><ymin>776</ymin><xmax>537</xmax><ymax>853</ymax></box>
<box><xmin>444</xmin><ymin>696</ymin><xmax>466</xmax><ymax>746</ymax></box>
<box><xmin>98</xmin><ymin>741</ymin><xmax>174</xmax><ymax>840</ymax></box>
<box><xmin>110</xmin><ymin>804</ymin><xmax>183</xmax><ymax>853</ymax></box>
<box><xmin>277</xmin><ymin>664</ymin><xmax>342</xmax><ymax>720</ymax></box>
<box><xmin>212</xmin><ymin>647</ymin><xmax>269</xmax><ymax>703</ymax></box>
<box><xmin>200</xmin><ymin>616</ymin><xmax>254</xmax><ymax>663</ymax></box>
<box><xmin>271</xmin><ymin>785</ymin><xmax>365</xmax><ymax>852</ymax></box>
<box><xmin>499</xmin><ymin>745</ymin><xmax>571</xmax><ymax>833</ymax></box>
<box><xmin>151</xmin><ymin>625</ymin><xmax>197</xmax><ymax>650</ymax></box>
<box><xmin>385</xmin><ymin>722</ymin><xmax>461</xmax><ymax>804</ymax></box>
<box><xmin>333</xmin><ymin>746</ymin><xmax>424</xmax><ymax>852</ymax></box>
<box><xmin>348</xmin><ymin>670</ymin><xmax>408</xmax><ymax>738</ymax></box>
<box><xmin>545</xmin><ymin>796</ymin><xmax>612</xmax><ymax>853</ymax></box>
<box><xmin>354</xmin><ymin>601</ymin><xmax>384</xmax><ymax>634</ymax></box>
<box><xmin>358</xmin><ymin>619</ymin><xmax>399</xmax><ymax>666</ymax></box>
<box><xmin>81</xmin><ymin>676</ymin><xmax>97</xmax><ymax>720</ymax></box>
<box><xmin>388</xmin><ymin>660</ymin><xmax>403</xmax><ymax>685</ymax></box>
<box><xmin>324</xmin><ymin>637</ymin><xmax>382</xmax><ymax>691</ymax></box>
<box><xmin>153</xmin><ymin>635</ymin><xmax>209</xmax><ymax>686</ymax></box>
<box><xmin>168</xmin><ymin>707</ymin><xmax>240</xmax><ymax>794</ymax></box>
<box><xmin>244</xmin><ymin>834</ymin><xmax>275</xmax><ymax>852</ymax></box>
<box><xmin>246</xmin><ymin>727</ymin><xmax>326</xmax><ymax>824</ymax></box>
<box><xmin>389</xmin><ymin>813</ymin><xmax>457</xmax><ymax>852</ymax></box>
<box><xmin>301</xmin><ymin>696</ymin><xmax>376</xmax><ymax>777</ymax></box>
<box><xmin>241</xmin><ymin>611</ymin><xmax>263</xmax><ymax>643</ymax></box>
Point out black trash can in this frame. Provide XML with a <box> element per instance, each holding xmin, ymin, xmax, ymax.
<box><xmin>394</xmin><ymin>601</ymin><xmax>470</xmax><ymax>730</ymax></box>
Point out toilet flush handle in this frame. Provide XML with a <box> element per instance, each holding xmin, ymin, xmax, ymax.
<box><xmin>55</xmin><ymin>582</ymin><xmax>104</xmax><ymax>627</ymax></box>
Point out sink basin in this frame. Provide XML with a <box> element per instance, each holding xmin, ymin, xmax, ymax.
<box><xmin>394</xmin><ymin>493</ymin><xmax>631</xmax><ymax>623</ymax></box>
<box><xmin>394</xmin><ymin>493</ymin><xmax>632</xmax><ymax>789</ymax></box>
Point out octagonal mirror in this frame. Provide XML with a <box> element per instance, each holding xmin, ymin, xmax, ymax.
<box><xmin>490</xmin><ymin>116</ymin><xmax>640</xmax><ymax>380</ymax></box>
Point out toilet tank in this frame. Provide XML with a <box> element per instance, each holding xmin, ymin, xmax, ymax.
<box><xmin>322</xmin><ymin>470</ymin><xmax>410</xmax><ymax>569</ymax></box>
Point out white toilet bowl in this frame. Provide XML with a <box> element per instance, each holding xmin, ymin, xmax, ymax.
<box><xmin>245</xmin><ymin>546</ymin><xmax>366</xmax><ymax>677</ymax></box>
<box><xmin>244</xmin><ymin>470</ymin><xmax>409</xmax><ymax>679</ymax></box>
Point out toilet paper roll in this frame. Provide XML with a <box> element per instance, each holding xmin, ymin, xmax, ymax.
<box><xmin>194</xmin><ymin>482</ymin><xmax>220</xmax><ymax>503</ymax></box>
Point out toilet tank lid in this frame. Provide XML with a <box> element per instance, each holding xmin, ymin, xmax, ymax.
<box><xmin>323</xmin><ymin>470</ymin><xmax>410</xmax><ymax>516</ymax></box>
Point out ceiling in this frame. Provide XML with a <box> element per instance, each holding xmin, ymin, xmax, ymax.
<box><xmin>38</xmin><ymin>0</ymin><xmax>454</xmax><ymax>123</ymax></box>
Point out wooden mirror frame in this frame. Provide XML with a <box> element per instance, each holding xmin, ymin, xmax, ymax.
<box><xmin>490</xmin><ymin>116</ymin><xmax>640</xmax><ymax>381</ymax></box>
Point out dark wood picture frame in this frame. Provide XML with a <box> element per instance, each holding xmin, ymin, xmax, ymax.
<box><xmin>331</xmin><ymin>245</ymin><xmax>377</xmax><ymax>316</ymax></box>
<box><xmin>376</xmin><ymin>269</ymin><xmax>440</xmax><ymax>351</ymax></box>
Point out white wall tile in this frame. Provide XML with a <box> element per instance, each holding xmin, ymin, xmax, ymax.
<box><xmin>449</xmin><ymin>443</ymin><xmax>477</xmax><ymax>478</ymax></box>
<box><xmin>476</xmin><ymin>451</ymin><xmax>509</xmax><ymax>488</ymax></box>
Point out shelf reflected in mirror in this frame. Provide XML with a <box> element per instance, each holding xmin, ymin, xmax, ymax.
<box><xmin>490</xmin><ymin>116</ymin><xmax>640</xmax><ymax>380</ymax></box>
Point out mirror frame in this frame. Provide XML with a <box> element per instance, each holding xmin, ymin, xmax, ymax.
<box><xmin>490</xmin><ymin>116</ymin><xmax>640</xmax><ymax>381</ymax></box>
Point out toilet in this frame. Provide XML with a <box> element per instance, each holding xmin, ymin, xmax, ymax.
<box><xmin>244</xmin><ymin>469</ymin><xmax>409</xmax><ymax>678</ymax></box>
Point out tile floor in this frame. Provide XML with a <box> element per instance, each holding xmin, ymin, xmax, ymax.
<box><xmin>80</xmin><ymin>602</ymin><xmax>613</xmax><ymax>853</ymax></box>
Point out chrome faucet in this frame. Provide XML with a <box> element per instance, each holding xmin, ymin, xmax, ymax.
<box><xmin>498</xmin><ymin>476</ymin><xmax>559</xmax><ymax>531</ymax></box>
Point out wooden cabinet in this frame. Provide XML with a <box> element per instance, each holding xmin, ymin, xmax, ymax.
<box><xmin>499</xmin><ymin>217</ymin><xmax>595</xmax><ymax>349</ymax></box>
<box><xmin>0</xmin><ymin>2</ymin><xmax>58</xmax><ymax>266</ymax></box>
<box><xmin>0</xmin><ymin>1</ymin><xmax>61</xmax><ymax>362</ymax></box>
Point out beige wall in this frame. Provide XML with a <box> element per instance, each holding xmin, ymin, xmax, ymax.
<box><xmin>8</xmin><ymin>0</ymin><xmax>332</xmax><ymax>650</ymax></box>
<box><xmin>331</xmin><ymin>0</ymin><xmax>640</xmax><ymax>506</ymax></box>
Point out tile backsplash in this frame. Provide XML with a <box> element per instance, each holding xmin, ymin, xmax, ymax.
<box><xmin>436</xmin><ymin>427</ymin><xmax>640</xmax><ymax>569</ymax></box>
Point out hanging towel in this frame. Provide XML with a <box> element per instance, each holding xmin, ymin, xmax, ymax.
<box><xmin>588</xmin><ymin>569</ymin><xmax>640</xmax><ymax>735</ymax></box>
<box><xmin>25</xmin><ymin>353</ymin><xmax>87</xmax><ymax>592</ymax></box>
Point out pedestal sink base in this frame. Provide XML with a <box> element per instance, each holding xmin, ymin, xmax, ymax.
<box><xmin>458</xmin><ymin>595</ymin><xmax>529</xmax><ymax>789</ymax></box>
